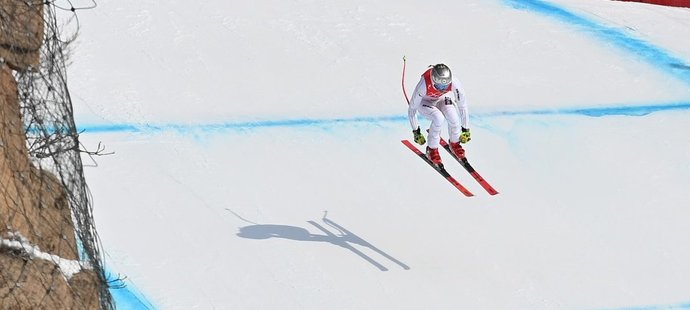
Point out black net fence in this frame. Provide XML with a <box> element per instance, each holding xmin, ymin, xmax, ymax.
<box><xmin>1</xmin><ymin>1</ymin><xmax>113</xmax><ymax>309</ymax></box>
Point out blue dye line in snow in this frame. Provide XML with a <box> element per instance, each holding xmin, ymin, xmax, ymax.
<box><xmin>77</xmin><ymin>102</ymin><xmax>690</xmax><ymax>134</ymax></box>
<box><xmin>110</xmin><ymin>286</ymin><xmax>153</xmax><ymax>310</ymax></box>
<box><xmin>483</xmin><ymin>101</ymin><xmax>690</xmax><ymax>117</ymax></box>
<box><xmin>107</xmin><ymin>271</ymin><xmax>155</xmax><ymax>310</ymax></box>
<box><xmin>78</xmin><ymin>115</ymin><xmax>406</xmax><ymax>133</ymax></box>
<box><xmin>603</xmin><ymin>301</ymin><xmax>690</xmax><ymax>310</ymax></box>
<box><xmin>501</xmin><ymin>0</ymin><xmax>690</xmax><ymax>85</ymax></box>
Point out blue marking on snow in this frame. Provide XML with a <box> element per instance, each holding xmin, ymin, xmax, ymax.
<box><xmin>483</xmin><ymin>101</ymin><xmax>690</xmax><ymax>117</ymax></box>
<box><xmin>78</xmin><ymin>115</ymin><xmax>406</xmax><ymax>133</ymax></box>
<box><xmin>110</xmin><ymin>286</ymin><xmax>153</xmax><ymax>310</ymax></box>
<box><xmin>107</xmin><ymin>270</ymin><xmax>155</xmax><ymax>309</ymax></box>
<box><xmin>603</xmin><ymin>301</ymin><xmax>690</xmax><ymax>310</ymax></box>
<box><xmin>501</xmin><ymin>0</ymin><xmax>690</xmax><ymax>85</ymax></box>
<box><xmin>77</xmin><ymin>102</ymin><xmax>690</xmax><ymax>134</ymax></box>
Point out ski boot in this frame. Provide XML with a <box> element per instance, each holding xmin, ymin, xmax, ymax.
<box><xmin>449</xmin><ymin>141</ymin><xmax>465</xmax><ymax>158</ymax></box>
<box><xmin>426</xmin><ymin>147</ymin><xmax>442</xmax><ymax>165</ymax></box>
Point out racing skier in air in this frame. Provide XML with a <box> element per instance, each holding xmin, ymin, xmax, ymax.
<box><xmin>408</xmin><ymin>63</ymin><xmax>471</xmax><ymax>165</ymax></box>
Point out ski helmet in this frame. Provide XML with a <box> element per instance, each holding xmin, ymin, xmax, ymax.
<box><xmin>431</xmin><ymin>64</ymin><xmax>452</xmax><ymax>90</ymax></box>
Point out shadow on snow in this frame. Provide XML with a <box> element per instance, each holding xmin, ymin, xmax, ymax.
<box><xmin>236</xmin><ymin>213</ymin><xmax>410</xmax><ymax>272</ymax></box>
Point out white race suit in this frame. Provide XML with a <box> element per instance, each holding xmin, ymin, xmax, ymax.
<box><xmin>407</xmin><ymin>67</ymin><xmax>469</xmax><ymax>149</ymax></box>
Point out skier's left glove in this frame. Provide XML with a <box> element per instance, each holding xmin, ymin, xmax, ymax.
<box><xmin>459</xmin><ymin>127</ymin><xmax>471</xmax><ymax>144</ymax></box>
<box><xmin>412</xmin><ymin>127</ymin><xmax>426</xmax><ymax>145</ymax></box>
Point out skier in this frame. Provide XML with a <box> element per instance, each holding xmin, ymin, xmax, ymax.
<box><xmin>408</xmin><ymin>63</ymin><xmax>470</xmax><ymax>165</ymax></box>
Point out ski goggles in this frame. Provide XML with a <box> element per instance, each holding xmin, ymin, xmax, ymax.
<box><xmin>434</xmin><ymin>82</ymin><xmax>450</xmax><ymax>91</ymax></box>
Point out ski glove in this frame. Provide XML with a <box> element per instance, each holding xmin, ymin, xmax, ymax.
<box><xmin>460</xmin><ymin>127</ymin><xmax>471</xmax><ymax>144</ymax></box>
<box><xmin>413</xmin><ymin>127</ymin><xmax>426</xmax><ymax>145</ymax></box>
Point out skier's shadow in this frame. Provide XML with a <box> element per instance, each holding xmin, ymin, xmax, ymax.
<box><xmin>236</xmin><ymin>214</ymin><xmax>410</xmax><ymax>271</ymax></box>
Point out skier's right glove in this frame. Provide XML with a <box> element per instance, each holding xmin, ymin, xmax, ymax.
<box><xmin>413</xmin><ymin>127</ymin><xmax>426</xmax><ymax>145</ymax></box>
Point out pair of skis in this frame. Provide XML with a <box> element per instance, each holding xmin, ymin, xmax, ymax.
<box><xmin>401</xmin><ymin>138</ymin><xmax>498</xmax><ymax>197</ymax></box>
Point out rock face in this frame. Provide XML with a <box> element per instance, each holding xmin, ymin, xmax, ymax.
<box><xmin>1</xmin><ymin>65</ymin><xmax>78</xmax><ymax>261</ymax></box>
<box><xmin>1</xmin><ymin>2</ymin><xmax>104</xmax><ymax>309</ymax></box>
<box><xmin>0</xmin><ymin>255</ymin><xmax>101</xmax><ymax>310</ymax></box>
<box><xmin>0</xmin><ymin>0</ymin><xmax>44</xmax><ymax>70</ymax></box>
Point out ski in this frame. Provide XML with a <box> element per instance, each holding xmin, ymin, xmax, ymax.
<box><xmin>439</xmin><ymin>138</ymin><xmax>499</xmax><ymax>195</ymax></box>
<box><xmin>401</xmin><ymin>140</ymin><xmax>474</xmax><ymax>197</ymax></box>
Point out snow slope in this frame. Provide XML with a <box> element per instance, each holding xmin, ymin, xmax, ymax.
<box><xmin>66</xmin><ymin>0</ymin><xmax>690</xmax><ymax>309</ymax></box>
